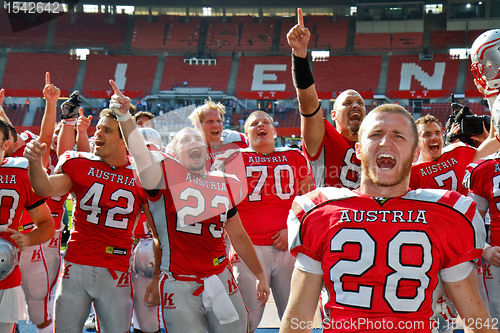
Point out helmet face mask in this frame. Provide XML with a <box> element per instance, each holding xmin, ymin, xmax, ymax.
<box><xmin>470</xmin><ymin>29</ymin><xmax>500</xmax><ymax>96</ymax></box>
<box><xmin>0</xmin><ymin>237</ymin><xmax>18</xmax><ymax>281</ymax></box>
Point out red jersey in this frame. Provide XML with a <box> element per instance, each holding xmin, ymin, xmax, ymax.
<box><xmin>289</xmin><ymin>187</ymin><xmax>483</xmax><ymax>332</ymax></box>
<box><xmin>147</xmin><ymin>155</ymin><xmax>241</xmax><ymax>277</ymax></box>
<box><xmin>0</xmin><ymin>157</ymin><xmax>47</xmax><ymax>289</ymax></box>
<box><xmin>55</xmin><ymin>151</ymin><xmax>146</xmax><ymax>272</ymax></box>
<box><xmin>10</xmin><ymin>130</ymin><xmax>37</xmax><ymax>158</ymax></box>
<box><xmin>235</xmin><ymin>147</ymin><xmax>313</xmax><ymax>245</ymax></box>
<box><xmin>303</xmin><ymin>119</ymin><xmax>360</xmax><ymax>189</ymax></box>
<box><xmin>19</xmin><ymin>148</ymin><xmax>68</xmax><ymax>233</ymax></box>
<box><xmin>410</xmin><ymin>143</ymin><xmax>476</xmax><ymax>195</ymax></box>
<box><xmin>464</xmin><ymin>151</ymin><xmax>500</xmax><ymax>246</ymax></box>
<box><xmin>206</xmin><ymin>129</ymin><xmax>248</xmax><ymax>167</ymax></box>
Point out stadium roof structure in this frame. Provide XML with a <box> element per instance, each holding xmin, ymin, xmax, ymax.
<box><xmin>72</xmin><ymin>0</ymin><xmax>430</xmax><ymax>6</ymax></box>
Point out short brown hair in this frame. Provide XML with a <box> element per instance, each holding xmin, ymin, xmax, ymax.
<box><xmin>415</xmin><ymin>114</ymin><xmax>441</xmax><ymax>128</ymax></box>
<box><xmin>359</xmin><ymin>104</ymin><xmax>418</xmax><ymax>149</ymax></box>
<box><xmin>133</xmin><ymin>111</ymin><xmax>154</xmax><ymax>121</ymax></box>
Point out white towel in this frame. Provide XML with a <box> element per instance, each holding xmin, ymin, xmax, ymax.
<box><xmin>0</xmin><ymin>285</ymin><xmax>28</xmax><ymax>323</ymax></box>
<box><xmin>202</xmin><ymin>274</ymin><xmax>239</xmax><ymax>325</ymax></box>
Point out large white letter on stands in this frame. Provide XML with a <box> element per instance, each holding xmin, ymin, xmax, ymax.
<box><xmin>251</xmin><ymin>64</ymin><xmax>286</xmax><ymax>91</ymax></box>
<box><xmin>114</xmin><ymin>63</ymin><xmax>128</xmax><ymax>90</ymax></box>
<box><xmin>399</xmin><ymin>62</ymin><xmax>445</xmax><ymax>90</ymax></box>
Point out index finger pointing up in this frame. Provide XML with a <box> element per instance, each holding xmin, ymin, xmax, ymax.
<box><xmin>45</xmin><ymin>72</ymin><xmax>50</xmax><ymax>85</ymax></box>
<box><xmin>297</xmin><ymin>8</ymin><xmax>304</xmax><ymax>28</ymax></box>
<box><xmin>109</xmin><ymin>80</ymin><xmax>123</xmax><ymax>97</ymax></box>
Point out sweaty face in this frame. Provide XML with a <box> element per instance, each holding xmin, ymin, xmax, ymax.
<box><xmin>246</xmin><ymin>114</ymin><xmax>275</xmax><ymax>151</ymax></box>
<box><xmin>333</xmin><ymin>91</ymin><xmax>366</xmax><ymax>139</ymax></box>
<box><xmin>199</xmin><ymin>108</ymin><xmax>223</xmax><ymax>145</ymax></box>
<box><xmin>357</xmin><ymin>113</ymin><xmax>416</xmax><ymax>188</ymax></box>
<box><xmin>417</xmin><ymin>122</ymin><xmax>443</xmax><ymax>162</ymax></box>
<box><xmin>93</xmin><ymin>117</ymin><xmax>124</xmax><ymax>158</ymax></box>
<box><xmin>175</xmin><ymin>131</ymin><xmax>207</xmax><ymax>173</ymax></box>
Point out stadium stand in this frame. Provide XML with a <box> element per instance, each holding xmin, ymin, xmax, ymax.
<box><xmin>430</xmin><ymin>30</ymin><xmax>466</xmax><ymax>49</ymax></box>
<box><xmin>2</xmin><ymin>52</ymin><xmax>79</xmax><ymax>96</ymax></box>
<box><xmin>131</xmin><ymin>15</ymin><xmax>169</xmax><ymax>51</ymax></box>
<box><xmin>238</xmin><ymin>17</ymin><xmax>274</xmax><ymax>52</ymax></box>
<box><xmin>386</xmin><ymin>54</ymin><xmax>460</xmax><ymax>92</ymax></box>
<box><xmin>53</xmin><ymin>13</ymin><xmax>128</xmax><ymax>49</ymax></box>
<box><xmin>354</xmin><ymin>33</ymin><xmax>391</xmax><ymax>51</ymax></box>
<box><xmin>164</xmin><ymin>16</ymin><xmax>201</xmax><ymax>53</ymax></box>
<box><xmin>206</xmin><ymin>19</ymin><xmax>239</xmax><ymax>53</ymax></box>
<box><xmin>391</xmin><ymin>32</ymin><xmax>423</xmax><ymax>50</ymax></box>
<box><xmin>312</xmin><ymin>56</ymin><xmax>382</xmax><ymax>94</ymax></box>
<box><xmin>0</xmin><ymin>11</ymin><xmax>49</xmax><ymax>47</ymax></box>
<box><xmin>82</xmin><ymin>54</ymin><xmax>158</xmax><ymax>98</ymax></box>
<box><xmin>235</xmin><ymin>56</ymin><xmax>294</xmax><ymax>99</ymax></box>
<box><xmin>160</xmin><ymin>56</ymin><xmax>232</xmax><ymax>92</ymax></box>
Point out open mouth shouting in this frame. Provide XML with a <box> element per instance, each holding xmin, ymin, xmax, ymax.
<box><xmin>257</xmin><ymin>128</ymin><xmax>267</xmax><ymax>137</ymax></box>
<box><xmin>428</xmin><ymin>143</ymin><xmax>441</xmax><ymax>153</ymax></box>
<box><xmin>376</xmin><ymin>153</ymin><xmax>396</xmax><ymax>170</ymax></box>
<box><xmin>349</xmin><ymin>110</ymin><xmax>363</xmax><ymax>123</ymax></box>
<box><xmin>188</xmin><ymin>147</ymin><xmax>203</xmax><ymax>160</ymax></box>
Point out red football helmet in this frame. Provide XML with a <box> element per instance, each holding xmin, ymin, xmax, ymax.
<box><xmin>470</xmin><ymin>29</ymin><xmax>500</xmax><ymax>97</ymax></box>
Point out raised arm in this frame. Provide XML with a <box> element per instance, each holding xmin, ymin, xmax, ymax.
<box><xmin>287</xmin><ymin>8</ymin><xmax>325</xmax><ymax>157</ymax></box>
<box><xmin>39</xmin><ymin>72</ymin><xmax>60</xmax><ymax>166</ymax></box>
<box><xmin>76</xmin><ymin>108</ymin><xmax>92</xmax><ymax>152</ymax></box>
<box><xmin>0</xmin><ymin>88</ymin><xmax>12</xmax><ymax>126</ymax></box>
<box><xmin>24</xmin><ymin>140</ymin><xmax>72</xmax><ymax>197</ymax></box>
<box><xmin>109</xmin><ymin>80</ymin><xmax>162</xmax><ymax>190</ymax></box>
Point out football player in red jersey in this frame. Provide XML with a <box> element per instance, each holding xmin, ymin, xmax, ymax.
<box><xmin>25</xmin><ymin>108</ymin><xmax>148</xmax><ymax>333</ymax></box>
<box><xmin>409</xmin><ymin>114</ymin><xmax>499</xmax><ymax>196</ymax></box>
<box><xmin>281</xmin><ymin>104</ymin><xmax>494</xmax><ymax>333</ymax></box>
<box><xmin>287</xmin><ymin>8</ymin><xmax>365</xmax><ymax>188</ymax></box>
<box><xmin>221</xmin><ymin>110</ymin><xmax>314</xmax><ymax>333</ymax></box>
<box><xmin>0</xmin><ymin>119</ymin><xmax>55</xmax><ymax>333</ymax></box>
<box><xmin>465</xmin><ymin>94</ymin><xmax>500</xmax><ymax>326</ymax></box>
<box><xmin>110</xmin><ymin>80</ymin><xmax>270</xmax><ymax>333</ymax></box>
<box><xmin>189</xmin><ymin>99</ymin><xmax>248</xmax><ymax>166</ymax></box>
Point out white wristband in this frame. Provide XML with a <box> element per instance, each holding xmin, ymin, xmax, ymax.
<box><xmin>61</xmin><ymin>119</ymin><xmax>77</xmax><ymax>125</ymax></box>
<box><xmin>114</xmin><ymin>110</ymin><xmax>132</xmax><ymax>122</ymax></box>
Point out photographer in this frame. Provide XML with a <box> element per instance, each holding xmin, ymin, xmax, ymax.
<box><xmin>410</xmin><ymin>106</ymin><xmax>498</xmax><ymax>196</ymax></box>
<box><xmin>444</xmin><ymin>102</ymin><xmax>491</xmax><ymax>148</ymax></box>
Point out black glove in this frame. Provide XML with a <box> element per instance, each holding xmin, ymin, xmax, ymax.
<box><xmin>60</xmin><ymin>90</ymin><xmax>81</xmax><ymax>119</ymax></box>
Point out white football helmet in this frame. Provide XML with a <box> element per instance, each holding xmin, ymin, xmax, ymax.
<box><xmin>138</xmin><ymin>127</ymin><xmax>163</xmax><ymax>151</ymax></box>
<box><xmin>470</xmin><ymin>29</ymin><xmax>500</xmax><ymax>97</ymax></box>
<box><xmin>0</xmin><ymin>237</ymin><xmax>18</xmax><ymax>281</ymax></box>
<box><xmin>132</xmin><ymin>238</ymin><xmax>154</xmax><ymax>278</ymax></box>
<box><xmin>493</xmin><ymin>94</ymin><xmax>500</xmax><ymax>134</ymax></box>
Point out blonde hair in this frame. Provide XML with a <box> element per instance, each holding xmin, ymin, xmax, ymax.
<box><xmin>188</xmin><ymin>99</ymin><xmax>226</xmax><ymax>128</ymax></box>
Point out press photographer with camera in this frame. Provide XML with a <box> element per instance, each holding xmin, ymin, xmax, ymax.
<box><xmin>444</xmin><ymin>100</ymin><xmax>491</xmax><ymax>147</ymax></box>
<box><xmin>409</xmin><ymin>100</ymin><xmax>499</xmax><ymax>196</ymax></box>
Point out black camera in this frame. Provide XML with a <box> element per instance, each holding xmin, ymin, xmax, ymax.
<box><xmin>60</xmin><ymin>90</ymin><xmax>81</xmax><ymax>119</ymax></box>
<box><xmin>445</xmin><ymin>101</ymin><xmax>490</xmax><ymax>146</ymax></box>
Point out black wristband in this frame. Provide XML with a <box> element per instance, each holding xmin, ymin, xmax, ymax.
<box><xmin>299</xmin><ymin>103</ymin><xmax>321</xmax><ymax>118</ymax></box>
<box><xmin>292</xmin><ymin>53</ymin><xmax>315</xmax><ymax>90</ymax></box>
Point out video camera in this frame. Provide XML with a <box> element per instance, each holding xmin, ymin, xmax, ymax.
<box><xmin>444</xmin><ymin>97</ymin><xmax>490</xmax><ymax>146</ymax></box>
<box><xmin>60</xmin><ymin>90</ymin><xmax>81</xmax><ymax>120</ymax></box>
